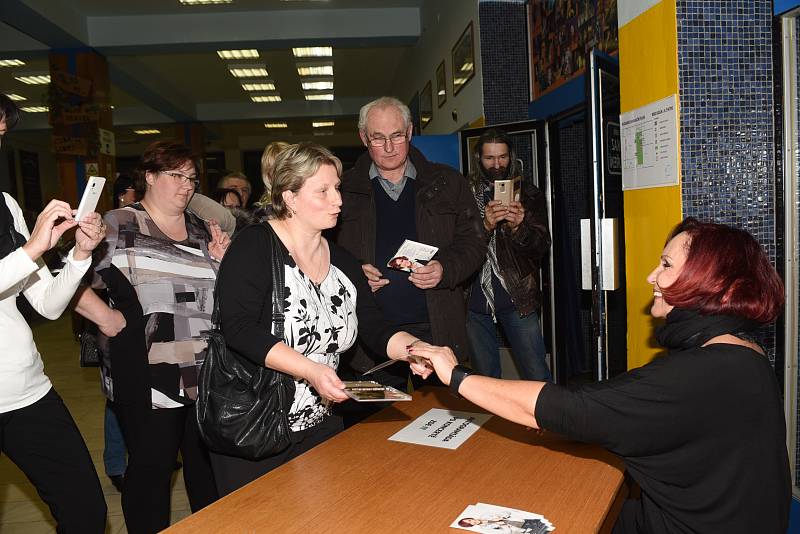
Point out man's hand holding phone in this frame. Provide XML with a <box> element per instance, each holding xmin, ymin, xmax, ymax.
<box><xmin>484</xmin><ymin>200</ymin><xmax>509</xmax><ymax>232</ymax></box>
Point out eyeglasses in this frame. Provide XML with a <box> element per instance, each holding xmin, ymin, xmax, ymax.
<box><xmin>162</xmin><ymin>171</ymin><xmax>199</xmax><ymax>189</ymax></box>
<box><xmin>368</xmin><ymin>132</ymin><xmax>408</xmax><ymax>148</ymax></box>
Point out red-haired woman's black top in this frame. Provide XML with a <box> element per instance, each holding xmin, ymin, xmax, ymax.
<box><xmin>536</xmin><ymin>314</ymin><xmax>789</xmax><ymax>533</ymax></box>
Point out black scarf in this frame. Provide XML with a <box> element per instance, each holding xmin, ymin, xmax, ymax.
<box><xmin>0</xmin><ymin>196</ymin><xmax>26</xmax><ymax>260</ymax></box>
<box><xmin>655</xmin><ymin>308</ymin><xmax>758</xmax><ymax>351</ymax></box>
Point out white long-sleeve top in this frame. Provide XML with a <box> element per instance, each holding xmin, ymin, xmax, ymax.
<box><xmin>0</xmin><ymin>193</ymin><xmax>91</xmax><ymax>413</ymax></box>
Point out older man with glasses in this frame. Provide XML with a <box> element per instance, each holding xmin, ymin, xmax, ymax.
<box><xmin>332</xmin><ymin>96</ymin><xmax>486</xmax><ymax>397</ymax></box>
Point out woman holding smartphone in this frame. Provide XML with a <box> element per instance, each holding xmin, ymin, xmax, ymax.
<box><xmin>0</xmin><ymin>93</ymin><xmax>107</xmax><ymax>533</ymax></box>
<box><xmin>76</xmin><ymin>141</ymin><xmax>229</xmax><ymax>533</ymax></box>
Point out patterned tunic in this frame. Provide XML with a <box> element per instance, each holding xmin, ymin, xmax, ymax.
<box><xmin>92</xmin><ymin>203</ymin><xmax>216</xmax><ymax>409</ymax></box>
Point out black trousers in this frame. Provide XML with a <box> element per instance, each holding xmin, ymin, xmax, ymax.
<box><xmin>113</xmin><ymin>402</ymin><xmax>218</xmax><ymax>534</ymax></box>
<box><xmin>209</xmin><ymin>414</ymin><xmax>343</xmax><ymax>497</ymax></box>
<box><xmin>0</xmin><ymin>388</ymin><xmax>106</xmax><ymax>534</ymax></box>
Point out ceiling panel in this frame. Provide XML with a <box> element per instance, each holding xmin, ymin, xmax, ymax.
<box><xmin>66</xmin><ymin>0</ymin><xmax>424</xmax><ymax>17</ymax></box>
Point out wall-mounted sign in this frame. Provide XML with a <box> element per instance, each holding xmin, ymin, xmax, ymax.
<box><xmin>53</xmin><ymin>136</ymin><xmax>89</xmax><ymax>156</ymax></box>
<box><xmin>85</xmin><ymin>162</ymin><xmax>99</xmax><ymax>178</ymax></box>
<box><xmin>61</xmin><ymin>104</ymin><xmax>101</xmax><ymax>125</ymax></box>
<box><xmin>620</xmin><ymin>94</ymin><xmax>679</xmax><ymax>190</ymax></box>
<box><xmin>606</xmin><ymin>121</ymin><xmax>621</xmax><ymax>176</ymax></box>
<box><xmin>51</xmin><ymin>70</ymin><xmax>92</xmax><ymax>97</ymax></box>
<box><xmin>99</xmin><ymin>128</ymin><xmax>116</xmax><ymax>156</ymax></box>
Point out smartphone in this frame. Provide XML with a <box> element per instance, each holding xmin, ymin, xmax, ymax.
<box><xmin>75</xmin><ymin>176</ymin><xmax>106</xmax><ymax>221</ymax></box>
<box><xmin>493</xmin><ymin>176</ymin><xmax>521</xmax><ymax>206</ymax></box>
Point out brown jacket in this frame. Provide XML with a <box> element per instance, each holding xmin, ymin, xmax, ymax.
<box><xmin>331</xmin><ymin>146</ymin><xmax>487</xmax><ymax>367</ymax></box>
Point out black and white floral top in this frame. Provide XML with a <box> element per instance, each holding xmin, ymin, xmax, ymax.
<box><xmin>217</xmin><ymin>224</ymin><xmax>400</xmax><ymax>432</ymax></box>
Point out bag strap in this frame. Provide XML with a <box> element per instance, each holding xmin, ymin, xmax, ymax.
<box><xmin>210</xmin><ymin>223</ymin><xmax>286</xmax><ymax>338</ymax></box>
<box><xmin>266</xmin><ymin>224</ymin><xmax>286</xmax><ymax>339</ymax></box>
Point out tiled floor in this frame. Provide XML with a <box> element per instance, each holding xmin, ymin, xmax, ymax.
<box><xmin>0</xmin><ymin>315</ymin><xmax>190</xmax><ymax>533</ymax></box>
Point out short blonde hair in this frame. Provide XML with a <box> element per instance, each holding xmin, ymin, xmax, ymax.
<box><xmin>258</xmin><ymin>141</ymin><xmax>291</xmax><ymax>205</ymax></box>
<box><xmin>270</xmin><ymin>142</ymin><xmax>342</xmax><ymax>220</ymax></box>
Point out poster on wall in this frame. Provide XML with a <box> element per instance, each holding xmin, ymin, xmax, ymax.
<box><xmin>420</xmin><ymin>81</ymin><xmax>433</xmax><ymax>129</ymax></box>
<box><xmin>436</xmin><ymin>61</ymin><xmax>447</xmax><ymax>108</ymax></box>
<box><xmin>528</xmin><ymin>0</ymin><xmax>618</xmax><ymax>100</ymax></box>
<box><xmin>452</xmin><ymin>21</ymin><xmax>476</xmax><ymax>96</ymax></box>
<box><xmin>620</xmin><ymin>94</ymin><xmax>679</xmax><ymax>190</ymax></box>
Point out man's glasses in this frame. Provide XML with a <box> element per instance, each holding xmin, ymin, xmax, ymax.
<box><xmin>162</xmin><ymin>171</ymin><xmax>199</xmax><ymax>189</ymax></box>
<box><xmin>368</xmin><ymin>132</ymin><xmax>408</xmax><ymax>148</ymax></box>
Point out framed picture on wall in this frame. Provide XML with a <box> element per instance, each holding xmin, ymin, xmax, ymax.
<box><xmin>452</xmin><ymin>21</ymin><xmax>475</xmax><ymax>96</ymax></box>
<box><xmin>436</xmin><ymin>60</ymin><xmax>447</xmax><ymax>108</ymax></box>
<box><xmin>420</xmin><ymin>81</ymin><xmax>433</xmax><ymax>129</ymax></box>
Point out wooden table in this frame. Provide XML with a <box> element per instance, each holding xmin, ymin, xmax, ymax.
<box><xmin>165</xmin><ymin>388</ymin><xmax>626</xmax><ymax>533</ymax></box>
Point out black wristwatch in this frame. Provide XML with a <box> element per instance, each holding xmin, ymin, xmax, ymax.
<box><xmin>449</xmin><ymin>365</ymin><xmax>474</xmax><ymax>398</ymax></box>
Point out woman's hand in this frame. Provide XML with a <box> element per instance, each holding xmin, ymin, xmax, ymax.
<box><xmin>306</xmin><ymin>362</ymin><xmax>349</xmax><ymax>403</ymax></box>
<box><xmin>207</xmin><ymin>220</ymin><xmax>231</xmax><ymax>261</ymax></box>
<box><xmin>22</xmin><ymin>199</ymin><xmax>78</xmax><ymax>261</ymax></box>
<box><xmin>74</xmin><ymin>212</ymin><xmax>105</xmax><ymax>260</ymax></box>
<box><xmin>404</xmin><ymin>340</ymin><xmax>434</xmax><ymax>379</ymax></box>
<box><xmin>98</xmin><ymin>308</ymin><xmax>127</xmax><ymax>337</ymax></box>
<box><xmin>408</xmin><ymin>344</ymin><xmax>458</xmax><ymax>385</ymax></box>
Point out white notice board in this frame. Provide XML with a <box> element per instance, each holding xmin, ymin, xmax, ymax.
<box><xmin>620</xmin><ymin>94</ymin><xmax>679</xmax><ymax>190</ymax></box>
<box><xmin>388</xmin><ymin>408</ymin><xmax>492</xmax><ymax>450</ymax></box>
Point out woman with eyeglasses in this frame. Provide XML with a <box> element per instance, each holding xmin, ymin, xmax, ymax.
<box><xmin>76</xmin><ymin>141</ymin><xmax>229</xmax><ymax>533</ymax></box>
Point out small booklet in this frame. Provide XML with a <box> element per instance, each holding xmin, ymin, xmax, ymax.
<box><xmin>386</xmin><ymin>239</ymin><xmax>439</xmax><ymax>272</ymax></box>
<box><xmin>343</xmin><ymin>381</ymin><xmax>412</xmax><ymax>402</ymax></box>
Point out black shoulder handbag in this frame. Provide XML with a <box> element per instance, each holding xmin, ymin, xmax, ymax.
<box><xmin>196</xmin><ymin>225</ymin><xmax>295</xmax><ymax>460</ymax></box>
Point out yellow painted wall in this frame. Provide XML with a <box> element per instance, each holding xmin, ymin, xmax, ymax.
<box><xmin>619</xmin><ymin>0</ymin><xmax>683</xmax><ymax>369</ymax></box>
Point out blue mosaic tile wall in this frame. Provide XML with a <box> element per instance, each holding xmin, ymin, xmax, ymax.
<box><xmin>479</xmin><ymin>0</ymin><xmax>530</xmax><ymax>124</ymax></box>
<box><xmin>676</xmin><ymin>0</ymin><xmax>777</xmax><ymax>360</ymax></box>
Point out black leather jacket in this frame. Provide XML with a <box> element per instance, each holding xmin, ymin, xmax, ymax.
<box><xmin>476</xmin><ymin>180</ymin><xmax>551</xmax><ymax>316</ymax></box>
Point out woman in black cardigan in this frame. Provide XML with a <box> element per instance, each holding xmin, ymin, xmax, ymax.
<box><xmin>413</xmin><ymin>218</ymin><xmax>790</xmax><ymax>533</ymax></box>
<box><xmin>209</xmin><ymin>143</ymin><xmax>431</xmax><ymax>496</ymax></box>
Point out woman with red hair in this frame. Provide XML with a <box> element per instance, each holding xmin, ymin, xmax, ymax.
<box><xmin>413</xmin><ymin>218</ymin><xmax>790</xmax><ymax>533</ymax></box>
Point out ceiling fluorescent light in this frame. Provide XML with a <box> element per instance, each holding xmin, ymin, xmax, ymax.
<box><xmin>265</xmin><ymin>122</ymin><xmax>288</xmax><ymax>128</ymax></box>
<box><xmin>20</xmin><ymin>106</ymin><xmax>48</xmax><ymax>113</ymax></box>
<box><xmin>0</xmin><ymin>59</ymin><xmax>25</xmax><ymax>67</ymax></box>
<box><xmin>241</xmin><ymin>82</ymin><xmax>276</xmax><ymax>91</ymax></box>
<box><xmin>312</xmin><ymin>121</ymin><xmax>334</xmax><ymax>128</ymax></box>
<box><xmin>179</xmin><ymin>0</ymin><xmax>233</xmax><ymax>5</ymax></box>
<box><xmin>134</xmin><ymin>129</ymin><xmax>161</xmax><ymax>134</ymax></box>
<box><xmin>14</xmin><ymin>74</ymin><xmax>50</xmax><ymax>85</ymax></box>
<box><xmin>217</xmin><ymin>49</ymin><xmax>259</xmax><ymax>59</ymax></box>
<box><xmin>302</xmin><ymin>81</ymin><xmax>334</xmax><ymax>91</ymax></box>
<box><xmin>6</xmin><ymin>93</ymin><xmax>26</xmax><ymax>101</ymax></box>
<box><xmin>305</xmin><ymin>93</ymin><xmax>334</xmax><ymax>101</ymax></box>
<box><xmin>251</xmin><ymin>95</ymin><xmax>282</xmax><ymax>102</ymax></box>
<box><xmin>460</xmin><ymin>62</ymin><xmax>474</xmax><ymax>72</ymax></box>
<box><xmin>293</xmin><ymin>47</ymin><xmax>332</xmax><ymax>58</ymax></box>
<box><xmin>296</xmin><ymin>63</ymin><xmax>334</xmax><ymax>77</ymax></box>
<box><xmin>228</xmin><ymin>64</ymin><xmax>269</xmax><ymax>78</ymax></box>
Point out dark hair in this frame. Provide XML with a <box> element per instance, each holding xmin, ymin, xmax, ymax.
<box><xmin>211</xmin><ymin>187</ymin><xmax>243</xmax><ymax>207</ymax></box>
<box><xmin>112</xmin><ymin>174</ymin><xmax>140</xmax><ymax>208</ymax></box>
<box><xmin>467</xmin><ymin>128</ymin><xmax>521</xmax><ymax>190</ymax></box>
<box><xmin>0</xmin><ymin>93</ymin><xmax>21</xmax><ymax>131</ymax></box>
<box><xmin>135</xmin><ymin>140</ymin><xmax>197</xmax><ymax>192</ymax></box>
<box><xmin>458</xmin><ymin>519</ymin><xmax>477</xmax><ymax>527</ymax></box>
<box><xmin>661</xmin><ymin>217</ymin><xmax>784</xmax><ymax>323</ymax></box>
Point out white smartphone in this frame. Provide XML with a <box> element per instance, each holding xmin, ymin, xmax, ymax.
<box><xmin>75</xmin><ymin>176</ymin><xmax>106</xmax><ymax>221</ymax></box>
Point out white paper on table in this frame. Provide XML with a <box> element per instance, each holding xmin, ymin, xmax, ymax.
<box><xmin>388</xmin><ymin>408</ymin><xmax>492</xmax><ymax>450</ymax></box>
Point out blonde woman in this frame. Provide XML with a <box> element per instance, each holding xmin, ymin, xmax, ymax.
<box><xmin>209</xmin><ymin>142</ymin><xmax>431</xmax><ymax>495</ymax></box>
